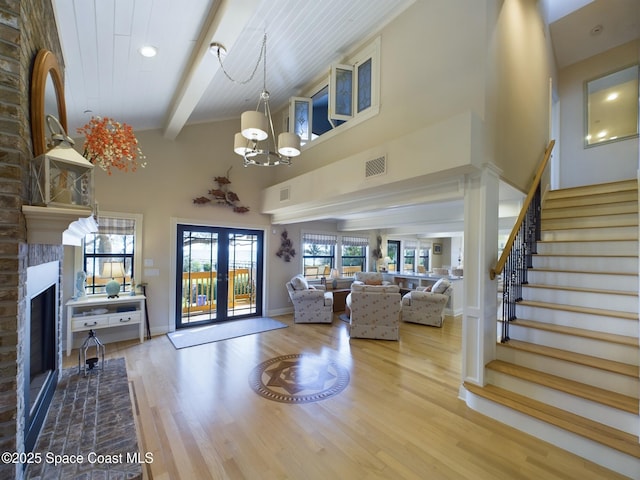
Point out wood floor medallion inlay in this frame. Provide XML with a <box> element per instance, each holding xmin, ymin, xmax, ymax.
<box><xmin>249</xmin><ymin>353</ymin><xmax>350</xmax><ymax>403</ymax></box>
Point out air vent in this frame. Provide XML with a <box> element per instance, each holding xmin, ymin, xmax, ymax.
<box><xmin>279</xmin><ymin>186</ymin><xmax>290</xmax><ymax>202</ymax></box>
<box><xmin>365</xmin><ymin>155</ymin><xmax>386</xmax><ymax>178</ymax></box>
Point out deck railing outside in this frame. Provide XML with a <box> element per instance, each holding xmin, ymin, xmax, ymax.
<box><xmin>181</xmin><ymin>268</ymin><xmax>254</xmax><ymax>315</ymax></box>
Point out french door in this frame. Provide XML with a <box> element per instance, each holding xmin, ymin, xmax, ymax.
<box><xmin>175</xmin><ymin>225</ymin><xmax>263</xmax><ymax>329</ymax></box>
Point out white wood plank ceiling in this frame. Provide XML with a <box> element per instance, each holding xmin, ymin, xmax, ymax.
<box><xmin>52</xmin><ymin>0</ymin><xmax>415</xmax><ymax>138</ymax></box>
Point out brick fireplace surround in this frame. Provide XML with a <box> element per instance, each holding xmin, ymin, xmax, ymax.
<box><xmin>0</xmin><ymin>1</ymin><xmax>66</xmax><ymax>479</ymax></box>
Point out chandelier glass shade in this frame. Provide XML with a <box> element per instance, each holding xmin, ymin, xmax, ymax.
<box><xmin>219</xmin><ymin>34</ymin><xmax>301</xmax><ymax>167</ymax></box>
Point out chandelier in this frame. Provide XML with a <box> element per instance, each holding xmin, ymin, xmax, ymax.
<box><xmin>214</xmin><ymin>34</ymin><xmax>301</xmax><ymax>167</ymax></box>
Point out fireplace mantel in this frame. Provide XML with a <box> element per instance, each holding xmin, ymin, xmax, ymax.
<box><xmin>22</xmin><ymin>205</ymin><xmax>97</xmax><ymax>246</ymax></box>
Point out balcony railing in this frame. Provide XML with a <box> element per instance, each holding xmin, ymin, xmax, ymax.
<box><xmin>181</xmin><ymin>268</ymin><xmax>254</xmax><ymax>315</ymax></box>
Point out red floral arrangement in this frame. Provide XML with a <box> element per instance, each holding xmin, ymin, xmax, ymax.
<box><xmin>77</xmin><ymin>116</ymin><xmax>146</xmax><ymax>175</ymax></box>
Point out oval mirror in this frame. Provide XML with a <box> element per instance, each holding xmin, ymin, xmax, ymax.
<box><xmin>30</xmin><ymin>49</ymin><xmax>68</xmax><ymax>157</ymax></box>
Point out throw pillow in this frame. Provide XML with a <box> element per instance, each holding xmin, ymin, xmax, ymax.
<box><xmin>432</xmin><ymin>278</ymin><xmax>451</xmax><ymax>294</ymax></box>
<box><xmin>364</xmin><ymin>279</ymin><xmax>383</xmax><ymax>285</ymax></box>
<box><xmin>291</xmin><ymin>274</ymin><xmax>309</xmax><ymax>290</ymax></box>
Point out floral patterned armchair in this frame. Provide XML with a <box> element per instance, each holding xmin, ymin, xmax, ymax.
<box><xmin>286</xmin><ymin>274</ymin><xmax>333</xmax><ymax>324</ymax></box>
<box><xmin>401</xmin><ymin>279</ymin><xmax>452</xmax><ymax>327</ymax></box>
<box><xmin>345</xmin><ymin>283</ymin><xmax>402</xmax><ymax>340</ymax></box>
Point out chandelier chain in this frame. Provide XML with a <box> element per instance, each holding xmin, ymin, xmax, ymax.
<box><xmin>216</xmin><ymin>34</ymin><xmax>267</xmax><ymax>86</ymax></box>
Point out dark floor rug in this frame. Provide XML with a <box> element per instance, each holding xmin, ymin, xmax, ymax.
<box><xmin>167</xmin><ymin>317</ymin><xmax>287</xmax><ymax>349</ymax></box>
<box><xmin>27</xmin><ymin>358</ymin><xmax>141</xmax><ymax>479</ymax></box>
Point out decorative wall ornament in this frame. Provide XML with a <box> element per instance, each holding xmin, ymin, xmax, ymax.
<box><xmin>371</xmin><ymin>235</ymin><xmax>383</xmax><ymax>260</ymax></box>
<box><xmin>275</xmin><ymin>230</ymin><xmax>295</xmax><ymax>262</ymax></box>
<box><xmin>193</xmin><ymin>168</ymin><xmax>250</xmax><ymax>213</ymax></box>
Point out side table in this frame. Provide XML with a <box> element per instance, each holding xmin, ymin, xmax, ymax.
<box><xmin>330</xmin><ymin>288</ymin><xmax>351</xmax><ymax>312</ymax></box>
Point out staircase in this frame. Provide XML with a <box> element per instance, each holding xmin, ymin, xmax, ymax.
<box><xmin>466</xmin><ymin>179</ymin><xmax>640</xmax><ymax>479</ymax></box>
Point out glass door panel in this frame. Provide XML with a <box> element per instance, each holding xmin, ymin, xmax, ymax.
<box><xmin>176</xmin><ymin>225</ymin><xmax>263</xmax><ymax>329</ymax></box>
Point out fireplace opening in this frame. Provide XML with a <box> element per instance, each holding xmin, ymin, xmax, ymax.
<box><xmin>24</xmin><ymin>262</ymin><xmax>59</xmax><ymax>453</ymax></box>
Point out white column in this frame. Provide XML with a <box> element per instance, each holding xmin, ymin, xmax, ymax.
<box><xmin>461</xmin><ymin>165</ymin><xmax>500</xmax><ymax>387</ymax></box>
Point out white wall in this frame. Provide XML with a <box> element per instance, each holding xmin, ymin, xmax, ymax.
<box><xmin>558</xmin><ymin>40</ymin><xmax>640</xmax><ymax>188</ymax></box>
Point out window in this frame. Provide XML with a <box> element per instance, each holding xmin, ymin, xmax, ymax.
<box><xmin>341</xmin><ymin>235</ymin><xmax>368</xmax><ymax>275</ymax></box>
<box><xmin>80</xmin><ymin>213</ymin><xmax>142</xmax><ymax>296</ymax></box>
<box><xmin>403</xmin><ymin>243</ymin><xmax>416</xmax><ymax>272</ymax></box>
<box><xmin>302</xmin><ymin>233</ymin><xmax>336</xmax><ymax>279</ymax></box>
<box><xmin>387</xmin><ymin>240</ymin><xmax>400</xmax><ymax>272</ymax></box>
<box><xmin>287</xmin><ymin>37</ymin><xmax>380</xmax><ymax>144</ymax></box>
<box><xmin>418</xmin><ymin>248</ymin><xmax>429</xmax><ymax>272</ymax></box>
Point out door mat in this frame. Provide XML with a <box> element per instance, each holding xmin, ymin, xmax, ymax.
<box><xmin>167</xmin><ymin>317</ymin><xmax>287</xmax><ymax>349</ymax></box>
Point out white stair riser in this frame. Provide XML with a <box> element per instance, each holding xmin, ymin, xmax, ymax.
<box><xmin>531</xmin><ymin>255</ymin><xmax>638</xmax><ymax>273</ymax></box>
<box><xmin>495</xmin><ymin>346</ymin><xmax>639</xmax><ymax>396</ymax></box>
<box><xmin>515</xmin><ymin>305</ymin><xmax>638</xmax><ymax>336</ymax></box>
<box><xmin>486</xmin><ymin>370</ymin><xmax>638</xmax><ymax>436</ymax></box>
<box><xmin>536</xmin><ymin>240</ymin><xmax>638</xmax><ymax>256</ymax></box>
<box><xmin>522</xmin><ymin>287</ymin><xmax>638</xmax><ymax>313</ymax></box>
<box><xmin>541</xmin><ymin>226</ymin><xmax>638</xmax><ymax>242</ymax></box>
<box><xmin>507</xmin><ymin>323</ymin><xmax>639</xmax><ymax>365</ymax></box>
<box><xmin>542</xmin><ymin>213</ymin><xmax>638</xmax><ymax>230</ymax></box>
<box><xmin>527</xmin><ymin>270</ymin><xmax>638</xmax><ymax>291</ymax></box>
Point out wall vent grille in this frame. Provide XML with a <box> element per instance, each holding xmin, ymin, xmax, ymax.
<box><xmin>365</xmin><ymin>155</ymin><xmax>386</xmax><ymax>178</ymax></box>
<box><xmin>280</xmin><ymin>187</ymin><xmax>290</xmax><ymax>202</ymax></box>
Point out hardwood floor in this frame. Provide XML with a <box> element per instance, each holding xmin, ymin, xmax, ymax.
<box><xmin>63</xmin><ymin>314</ymin><xmax>628</xmax><ymax>480</ymax></box>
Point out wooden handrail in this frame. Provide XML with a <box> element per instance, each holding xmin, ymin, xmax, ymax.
<box><xmin>490</xmin><ymin>140</ymin><xmax>555</xmax><ymax>280</ymax></box>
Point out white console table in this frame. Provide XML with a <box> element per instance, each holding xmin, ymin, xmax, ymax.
<box><xmin>65</xmin><ymin>294</ymin><xmax>146</xmax><ymax>356</ymax></box>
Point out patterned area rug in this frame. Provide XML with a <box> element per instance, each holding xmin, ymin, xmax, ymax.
<box><xmin>168</xmin><ymin>317</ymin><xmax>287</xmax><ymax>349</ymax></box>
<box><xmin>27</xmin><ymin>358</ymin><xmax>142</xmax><ymax>479</ymax></box>
<box><xmin>249</xmin><ymin>353</ymin><xmax>350</xmax><ymax>404</ymax></box>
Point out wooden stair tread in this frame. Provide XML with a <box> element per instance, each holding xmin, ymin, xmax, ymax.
<box><xmin>524</xmin><ymin>283</ymin><xmax>638</xmax><ymax>297</ymax></box>
<box><xmin>542</xmin><ymin>201</ymin><xmax>638</xmax><ymax>219</ymax></box>
<box><xmin>545</xmin><ymin>180</ymin><xmax>638</xmax><ymax>199</ymax></box>
<box><xmin>529</xmin><ymin>267</ymin><xmax>637</xmax><ymax>277</ymax></box>
<box><xmin>518</xmin><ymin>300</ymin><xmax>638</xmax><ymax>320</ymax></box>
<box><xmin>464</xmin><ymin>382</ymin><xmax>640</xmax><ymax>459</ymax></box>
<box><xmin>501</xmin><ymin>339</ymin><xmax>639</xmax><ymax>378</ymax></box>
<box><xmin>486</xmin><ymin>360</ymin><xmax>639</xmax><ymax>414</ymax></box>
<box><xmin>533</xmin><ymin>253</ymin><xmax>638</xmax><ymax>258</ymax></box>
<box><xmin>541</xmin><ymin>219</ymin><xmax>639</xmax><ymax>230</ymax></box>
<box><xmin>537</xmin><ymin>238</ymin><xmax>638</xmax><ymax>244</ymax></box>
<box><xmin>510</xmin><ymin>318</ymin><xmax>639</xmax><ymax>347</ymax></box>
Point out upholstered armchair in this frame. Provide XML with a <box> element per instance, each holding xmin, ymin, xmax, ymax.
<box><xmin>401</xmin><ymin>279</ymin><xmax>452</xmax><ymax>327</ymax></box>
<box><xmin>286</xmin><ymin>274</ymin><xmax>333</xmax><ymax>324</ymax></box>
<box><xmin>345</xmin><ymin>283</ymin><xmax>402</xmax><ymax>340</ymax></box>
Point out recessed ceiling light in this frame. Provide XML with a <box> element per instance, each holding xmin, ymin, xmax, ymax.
<box><xmin>139</xmin><ymin>45</ymin><xmax>157</xmax><ymax>58</ymax></box>
<box><xmin>590</xmin><ymin>24</ymin><xmax>603</xmax><ymax>36</ymax></box>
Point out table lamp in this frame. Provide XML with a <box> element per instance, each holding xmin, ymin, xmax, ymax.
<box><xmin>101</xmin><ymin>262</ymin><xmax>125</xmax><ymax>298</ymax></box>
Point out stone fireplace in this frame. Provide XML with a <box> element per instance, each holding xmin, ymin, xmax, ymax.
<box><xmin>0</xmin><ymin>1</ymin><xmax>67</xmax><ymax>479</ymax></box>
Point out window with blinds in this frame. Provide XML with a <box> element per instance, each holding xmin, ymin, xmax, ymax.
<box><xmin>302</xmin><ymin>233</ymin><xmax>337</xmax><ymax>279</ymax></box>
<box><xmin>341</xmin><ymin>235</ymin><xmax>368</xmax><ymax>275</ymax></box>
<box><xmin>82</xmin><ymin>215</ymin><xmax>138</xmax><ymax>295</ymax></box>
